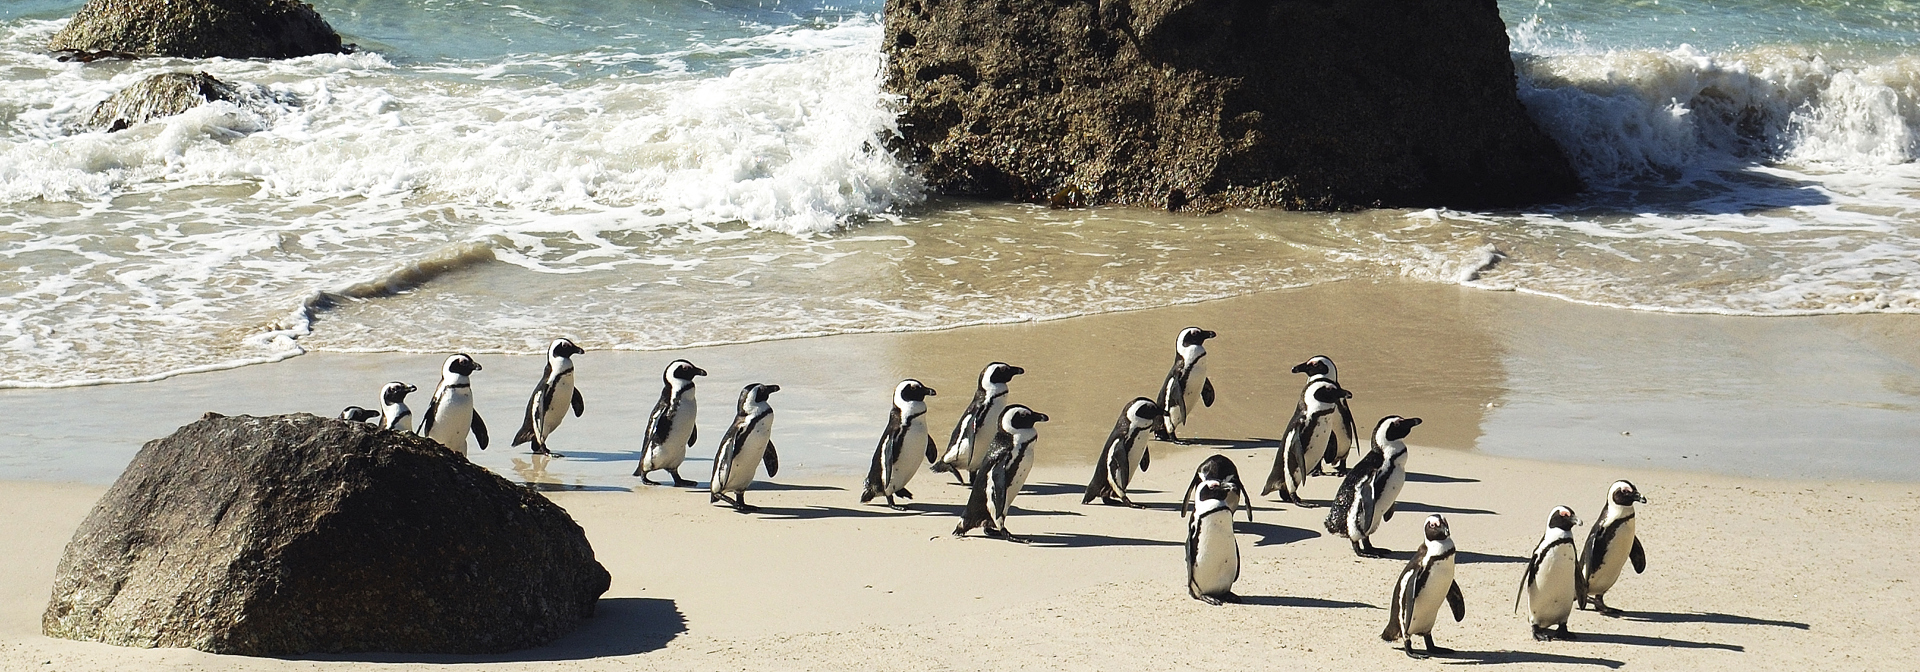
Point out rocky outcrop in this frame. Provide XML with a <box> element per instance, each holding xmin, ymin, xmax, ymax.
<box><xmin>43</xmin><ymin>413</ymin><xmax>611</xmax><ymax>656</ymax></box>
<box><xmin>883</xmin><ymin>0</ymin><xmax>1580</xmax><ymax>211</ymax></box>
<box><xmin>79</xmin><ymin>72</ymin><xmax>242</xmax><ymax>132</ymax></box>
<box><xmin>49</xmin><ymin>0</ymin><xmax>345</xmax><ymax>60</ymax></box>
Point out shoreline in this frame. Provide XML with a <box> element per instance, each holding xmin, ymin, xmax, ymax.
<box><xmin>3</xmin><ymin>279</ymin><xmax>1918</xmax><ymax>485</ymax></box>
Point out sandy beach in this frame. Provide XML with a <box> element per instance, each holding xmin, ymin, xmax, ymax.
<box><xmin>2</xmin><ymin>280</ymin><xmax>1918</xmax><ymax>670</ymax></box>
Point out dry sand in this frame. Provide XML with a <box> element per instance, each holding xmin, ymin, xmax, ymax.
<box><xmin>2</xmin><ymin>281</ymin><xmax>1918</xmax><ymax>670</ymax></box>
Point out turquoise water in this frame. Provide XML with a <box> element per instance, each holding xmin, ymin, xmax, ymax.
<box><xmin>0</xmin><ymin>0</ymin><xmax>1916</xmax><ymax>387</ymax></box>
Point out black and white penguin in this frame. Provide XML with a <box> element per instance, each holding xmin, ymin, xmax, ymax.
<box><xmin>1325</xmin><ymin>415</ymin><xmax>1421</xmax><ymax>557</ymax></box>
<box><xmin>1180</xmin><ymin>454</ymin><xmax>1254</xmax><ymax>521</ymax></box>
<box><xmin>1186</xmin><ymin>477</ymin><xmax>1243</xmax><ymax>605</ymax></box>
<box><xmin>953</xmin><ymin>405</ymin><xmax>1048</xmax><ymax>542</ymax></box>
<box><xmin>1518</xmin><ymin>505</ymin><xmax>1585</xmax><ymax>641</ymax></box>
<box><xmin>862</xmin><ymin>379</ymin><xmax>938</xmax><ymax>510</ymax></box>
<box><xmin>634</xmin><ymin>359</ymin><xmax>706</xmax><ymax>486</ymax></box>
<box><xmin>1083</xmin><ymin>397</ymin><xmax>1162</xmax><ymax>508</ymax></box>
<box><xmin>710</xmin><ymin>383</ymin><xmax>781</xmax><ymax>512</ymax></box>
<box><xmin>933</xmin><ymin>362</ymin><xmax>1024</xmax><ymax>485</ymax></box>
<box><xmin>1382</xmin><ymin>514</ymin><xmax>1467</xmax><ymax>659</ymax></box>
<box><xmin>420</xmin><ymin>354</ymin><xmax>489</xmax><ymax>456</ymax></box>
<box><xmin>512</xmin><ymin>338</ymin><xmax>585</xmax><ymax>456</ymax></box>
<box><xmin>1580</xmin><ymin>480</ymin><xmax>1648</xmax><ymax>615</ymax></box>
<box><xmin>1290</xmin><ymin>355</ymin><xmax>1358</xmax><ymax>475</ymax></box>
<box><xmin>1261</xmin><ymin>378</ymin><xmax>1351</xmax><ymax>506</ymax></box>
<box><xmin>1154</xmin><ymin>327</ymin><xmax>1217</xmax><ymax>443</ymax></box>
<box><xmin>378</xmin><ymin>381</ymin><xmax>417</xmax><ymax>433</ymax></box>
<box><xmin>339</xmin><ymin>406</ymin><xmax>379</xmax><ymax>423</ymax></box>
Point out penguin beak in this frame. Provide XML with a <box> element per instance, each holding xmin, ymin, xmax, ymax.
<box><xmin>407</xmin><ymin>385</ymin><xmax>418</xmax><ymax>393</ymax></box>
<box><xmin>694</xmin><ymin>368</ymin><xmax>708</xmax><ymax>377</ymax></box>
<box><xmin>1634</xmin><ymin>493</ymin><xmax>1648</xmax><ymax>504</ymax></box>
<box><xmin>1339</xmin><ymin>388</ymin><xmax>1353</xmax><ymax>399</ymax></box>
<box><xmin>925</xmin><ymin>387</ymin><xmax>938</xmax><ymax>396</ymax></box>
<box><xmin>473</xmin><ymin>362</ymin><xmax>483</xmax><ymax>371</ymax></box>
<box><xmin>764</xmin><ymin>384</ymin><xmax>781</xmax><ymax>394</ymax></box>
<box><xmin>1033</xmin><ymin>412</ymin><xmax>1050</xmax><ymax>422</ymax></box>
<box><xmin>1010</xmin><ymin>366</ymin><xmax>1026</xmax><ymax>376</ymax></box>
<box><xmin>1202</xmin><ymin>330</ymin><xmax>1216</xmax><ymax>340</ymax></box>
<box><xmin>1290</xmin><ymin>362</ymin><xmax>1310</xmax><ymax>373</ymax></box>
<box><xmin>1405</xmin><ymin>417</ymin><xmax>1423</xmax><ymax>427</ymax></box>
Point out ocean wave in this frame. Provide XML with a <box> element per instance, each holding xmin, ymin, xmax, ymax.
<box><xmin>1514</xmin><ymin>44</ymin><xmax>1919</xmax><ymax>184</ymax></box>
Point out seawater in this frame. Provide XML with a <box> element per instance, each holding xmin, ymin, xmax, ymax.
<box><xmin>1</xmin><ymin>0</ymin><xmax>1917</xmax><ymax>387</ymax></box>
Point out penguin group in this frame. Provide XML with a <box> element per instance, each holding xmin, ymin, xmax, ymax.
<box><xmin>328</xmin><ymin>327</ymin><xmax>1653</xmax><ymax>660</ymax></box>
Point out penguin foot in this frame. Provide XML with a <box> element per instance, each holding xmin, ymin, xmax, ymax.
<box><xmin>1403</xmin><ymin>642</ymin><xmax>1428</xmax><ymax>660</ymax></box>
<box><xmin>895</xmin><ymin>487</ymin><xmax>913</xmax><ymax>499</ymax></box>
<box><xmin>1532</xmin><ymin>627</ymin><xmax>1553</xmax><ymax>642</ymax></box>
<box><xmin>672</xmin><ymin>478</ymin><xmax>696</xmax><ymax>487</ymax></box>
<box><xmin>1590</xmin><ymin>597</ymin><xmax>1623</xmax><ymax>616</ymax></box>
<box><xmin>1217</xmin><ymin>591</ymin><xmax>1243</xmax><ymax>604</ymax></box>
<box><xmin>638</xmin><ymin>474</ymin><xmax>659</xmax><ymax>485</ymax></box>
<box><xmin>1355</xmin><ymin>546</ymin><xmax>1393</xmax><ymax>558</ymax></box>
<box><xmin>888</xmin><ymin>503</ymin><xmax>911</xmax><ymax>511</ymax></box>
<box><xmin>1194</xmin><ymin>593</ymin><xmax>1223</xmax><ymax>606</ymax></box>
<box><xmin>1423</xmin><ymin>635</ymin><xmax>1453</xmax><ymax>655</ymax></box>
<box><xmin>1556</xmin><ymin>626</ymin><xmax>1578</xmax><ymax>641</ymax></box>
<box><xmin>1126</xmin><ymin>501</ymin><xmax>1147</xmax><ymax>509</ymax></box>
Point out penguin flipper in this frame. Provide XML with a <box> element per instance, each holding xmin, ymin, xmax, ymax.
<box><xmin>1140</xmin><ymin>445</ymin><xmax>1151</xmax><ymax>472</ymax></box>
<box><xmin>472</xmin><ymin>411</ymin><xmax>489</xmax><ymax>449</ymax></box>
<box><xmin>763</xmin><ymin>442</ymin><xmax>779</xmax><ymax>477</ymax></box>
<box><xmin>925</xmin><ymin>435</ymin><xmax>940</xmax><ymax>465</ymax></box>
<box><xmin>862</xmin><ymin>444</ymin><xmax>885</xmax><ymax>503</ymax></box>
<box><xmin>572</xmin><ymin>388</ymin><xmax>585</xmax><ymax>417</ymax></box>
<box><xmin>513</xmin><ymin>384</ymin><xmax>546</xmax><ymax>447</ymax></box>
<box><xmin>1201</xmin><ymin>378</ymin><xmax>1215</xmax><ymax>407</ymax></box>
<box><xmin>419</xmin><ymin>395</ymin><xmax>441</xmax><ymax>437</ymax></box>
<box><xmin>1630</xmin><ymin>537</ymin><xmax>1646</xmax><ymax>573</ymax></box>
<box><xmin>1447</xmin><ymin>581</ymin><xmax>1466</xmax><ymax>622</ymax></box>
<box><xmin>1517</xmin><ymin>546</ymin><xmax>1543</xmax><ymax>614</ymax></box>
<box><xmin>1383</xmin><ymin>504</ymin><xmax>1395</xmax><ymax>522</ymax></box>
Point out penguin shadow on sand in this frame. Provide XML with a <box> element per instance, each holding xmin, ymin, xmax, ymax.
<box><xmin>1431</xmin><ymin>649</ymin><xmax>1625</xmax><ymax>668</ymax></box>
<box><xmin>1405</xmin><ymin>471</ymin><xmax>1479</xmax><ymax>484</ymax></box>
<box><xmin>1620</xmin><ymin>610</ymin><xmax>1808</xmax><ymax>630</ymax></box>
<box><xmin>280</xmin><ymin>597</ymin><xmax>685</xmax><ymax>663</ymax></box>
<box><xmin>1377</xmin><ymin>548</ymin><xmax>1529</xmax><ymax>565</ymax></box>
<box><xmin>1240</xmin><ymin>521</ymin><xmax>1319</xmax><ymax>547</ymax></box>
<box><xmin>1168</xmin><ymin>437</ymin><xmax>1283</xmax><ymax>450</ymax></box>
<box><xmin>1392</xmin><ymin>500</ymin><xmax>1499</xmax><ymax>516</ymax></box>
<box><xmin>1238</xmin><ymin>594</ymin><xmax>1377</xmax><ymax>610</ymax></box>
<box><xmin>1023</xmin><ymin>531</ymin><xmax>1181</xmax><ymax>548</ymax></box>
<box><xmin>1569</xmin><ymin>631</ymin><xmax>1745</xmax><ymax>652</ymax></box>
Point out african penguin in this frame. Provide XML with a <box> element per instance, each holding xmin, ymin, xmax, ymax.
<box><xmin>1325</xmin><ymin>415</ymin><xmax>1421</xmax><ymax>557</ymax></box>
<box><xmin>1580</xmin><ymin>480</ymin><xmax>1648</xmax><ymax>615</ymax></box>
<box><xmin>635</xmin><ymin>359</ymin><xmax>705</xmax><ymax>486</ymax></box>
<box><xmin>710</xmin><ymin>383</ymin><xmax>781</xmax><ymax>512</ymax></box>
<box><xmin>512</xmin><ymin>338</ymin><xmax>585</xmax><ymax>456</ymax></box>
<box><xmin>953</xmin><ymin>405</ymin><xmax>1048</xmax><ymax>542</ymax></box>
<box><xmin>339</xmin><ymin>406</ymin><xmax>380</xmax><ymax>423</ymax></box>
<box><xmin>862</xmin><ymin>379</ymin><xmax>938</xmax><ymax>510</ymax></box>
<box><xmin>1261</xmin><ymin>378</ymin><xmax>1351</xmax><ymax>506</ymax></box>
<box><xmin>420</xmin><ymin>353</ymin><xmax>489</xmax><ymax>456</ymax></box>
<box><xmin>1181</xmin><ymin>454</ymin><xmax>1254</xmax><ymax>521</ymax></box>
<box><xmin>1382</xmin><ymin>514</ymin><xmax>1466</xmax><ymax>659</ymax></box>
<box><xmin>378</xmin><ymin>381</ymin><xmax>417</xmax><ymax>433</ymax></box>
<box><xmin>1518</xmin><ymin>505</ymin><xmax>1584</xmax><ymax>641</ymax></box>
<box><xmin>1291</xmin><ymin>355</ymin><xmax>1358</xmax><ymax>475</ymax></box>
<box><xmin>1186</xmin><ymin>477</ymin><xmax>1243</xmax><ymax>605</ymax></box>
<box><xmin>1154</xmin><ymin>327</ymin><xmax>1217</xmax><ymax>443</ymax></box>
<box><xmin>1083</xmin><ymin>397</ymin><xmax>1162</xmax><ymax>508</ymax></box>
<box><xmin>933</xmin><ymin>362</ymin><xmax>1023</xmax><ymax>485</ymax></box>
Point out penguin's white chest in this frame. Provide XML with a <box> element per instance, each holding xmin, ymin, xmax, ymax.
<box><xmin>887</xmin><ymin>414</ymin><xmax>927</xmax><ymax>491</ymax></box>
<box><xmin>1367</xmin><ymin>455</ymin><xmax>1409</xmax><ymax>533</ymax></box>
<box><xmin>1004</xmin><ymin>446</ymin><xmax>1034</xmax><ymax>508</ymax></box>
<box><xmin>1192</xmin><ymin>511</ymin><xmax>1239</xmax><ymax>595</ymax></box>
<box><xmin>541</xmin><ymin>369</ymin><xmax>575</xmax><ymax>431</ymax></box>
<box><xmin>428</xmin><ymin>387</ymin><xmax>474</xmax><ymax>453</ymax></box>
<box><xmin>1587</xmin><ymin>515</ymin><xmax>1637</xmax><ymax>594</ymax></box>
<box><xmin>1409</xmin><ymin>550</ymin><xmax>1456</xmax><ymax>635</ymax></box>
<box><xmin>1125</xmin><ymin>431</ymin><xmax>1148</xmax><ymax>476</ymax></box>
<box><xmin>650</xmin><ymin>392</ymin><xmax>697</xmax><ymax>469</ymax></box>
<box><xmin>384</xmin><ymin>403</ymin><xmax>413</xmax><ymax>434</ymax></box>
<box><xmin>1181</xmin><ymin>358</ymin><xmax>1209</xmax><ymax>413</ymax></box>
<box><xmin>1530</xmin><ymin>541</ymin><xmax>1580</xmax><ymax>625</ymax></box>
<box><xmin>723</xmin><ymin>416</ymin><xmax>773</xmax><ymax>491</ymax></box>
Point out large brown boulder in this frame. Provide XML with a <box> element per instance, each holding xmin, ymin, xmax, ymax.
<box><xmin>48</xmin><ymin>0</ymin><xmax>346</xmax><ymax>60</ymax></box>
<box><xmin>42</xmin><ymin>413</ymin><xmax>611</xmax><ymax>656</ymax></box>
<box><xmin>883</xmin><ymin>0</ymin><xmax>1580</xmax><ymax>211</ymax></box>
<box><xmin>78</xmin><ymin>71</ymin><xmax>243</xmax><ymax>132</ymax></box>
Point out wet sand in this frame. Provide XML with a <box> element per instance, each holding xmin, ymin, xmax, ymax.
<box><xmin>1</xmin><ymin>279</ymin><xmax>1918</xmax><ymax>669</ymax></box>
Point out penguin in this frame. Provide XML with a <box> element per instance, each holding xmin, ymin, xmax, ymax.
<box><xmin>1518</xmin><ymin>505</ymin><xmax>1585</xmax><ymax>641</ymax></box>
<box><xmin>1180</xmin><ymin>454</ymin><xmax>1254</xmax><ymax>521</ymax></box>
<box><xmin>512</xmin><ymin>338</ymin><xmax>585</xmax><ymax>457</ymax></box>
<box><xmin>1186</xmin><ymin>476</ymin><xmax>1243</xmax><ymax>605</ymax></box>
<box><xmin>378</xmin><ymin>381</ymin><xmax>417</xmax><ymax>433</ymax></box>
<box><xmin>861</xmin><ymin>379</ymin><xmax>938</xmax><ymax>510</ymax></box>
<box><xmin>1291</xmin><ymin>355</ymin><xmax>1358</xmax><ymax>475</ymax></box>
<box><xmin>953</xmin><ymin>405</ymin><xmax>1048</xmax><ymax>542</ymax></box>
<box><xmin>1382</xmin><ymin>514</ymin><xmax>1467</xmax><ymax>659</ymax></box>
<box><xmin>419</xmin><ymin>353</ymin><xmax>489</xmax><ymax>456</ymax></box>
<box><xmin>634</xmin><ymin>359</ymin><xmax>706</xmax><ymax>486</ymax></box>
<box><xmin>1580</xmin><ymin>479</ymin><xmax>1648</xmax><ymax>615</ymax></box>
<box><xmin>339</xmin><ymin>406</ymin><xmax>379</xmax><ymax>423</ymax></box>
<box><xmin>1261</xmin><ymin>378</ymin><xmax>1351</xmax><ymax>506</ymax></box>
<box><xmin>1324</xmin><ymin>415</ymin><xmax>1421</xmax><ymax>557</ymax></box>
<box><xmin>1154</xmin><ymin>327</ymin><xmax>1217</xmax><ymax>443</ymax></box>
<box><xmin>1083</xmin><ymin>397</ymin><xmax>1162</xmax><ymax>508</ymax></box>
<box><xmin>933</xmin><ymin>362</ymin><xmax>1024</xmax><ymax>485</ymax></box>
<box><xmin>710</xmin><ymin>383</ymin><xmax>781</xmax><ymax>512</ymax></box>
